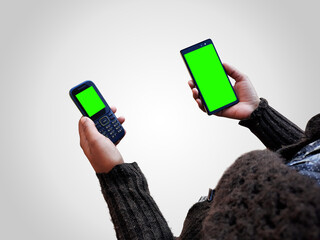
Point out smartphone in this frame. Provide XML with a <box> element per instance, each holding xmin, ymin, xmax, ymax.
<box><xmin>180</xmin><ymin>39</ymin><xmax>238</xmax><ymax>115</ymax></box>
<box><xmin>69</xmin><ymin>81</ymin><xmax>125</xmax><ymax>144</ymax></box>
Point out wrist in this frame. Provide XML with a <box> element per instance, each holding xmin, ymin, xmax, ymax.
<box><xmin>240</xmin><ymin>98</ymin><xmax>261</xmax><ymax>121</ymax></box>
<box><xmin>249</xmin><ymin>98</ymin><xmax>261</xmax><ymax>116</ymax></box>
<box><xmin>239</xmin><ymin>98</ymin><xmax>268</xmax><ymax>122</ymax></box>
<box><xmin>92</xmin><ymin>158</ymin><xmax>124</xmax><ymax>174</ymax></box>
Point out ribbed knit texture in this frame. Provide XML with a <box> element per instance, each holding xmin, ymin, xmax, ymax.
<box><xmin>239</xmin><ymin>98</ymin><xmax>304</xmax><ymax>151</ymax></box>
<box><xmin>97</xmin><ymin>163</ymin><xmax>174</xmax><ymax>240</ymax></box>
<box><xmin>95</xmin><ymin>99</ymin><xmax>320</xmax><ymax>239</ymax></box>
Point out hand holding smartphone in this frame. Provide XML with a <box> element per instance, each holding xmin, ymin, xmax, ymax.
<box><xmin>181</xmin><ymin>39</ymin><xmax>238</xmax><ymax>115</ymax></box>
<box><xmin>69</xmin><ymin>81</ymin><xmax>125</xmax><ymax>144</ymax></box>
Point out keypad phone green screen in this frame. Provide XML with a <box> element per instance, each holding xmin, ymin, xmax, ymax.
<box><xmin>75</xmin><ymin>86</ymin><xmax>106</xmax><ymax>117</ymax></box>
<box><xmin>183</xmin><ymin>43</ymin><xmax>238</xmax><ymax>114</ymax></box>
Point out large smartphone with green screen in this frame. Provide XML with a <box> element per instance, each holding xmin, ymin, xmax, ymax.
<box><xmin>180</xmin><ymin>39</ymin><xmax>238</xmax><ymax>115</ymax></box>
<box><xmin>69</xmin><ymin>81</ymin><xmax>125</xmax><ymax>144</ymax></box>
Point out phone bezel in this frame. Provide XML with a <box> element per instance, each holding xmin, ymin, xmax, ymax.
<box><xmin>180</xmin><ymin>38</ymin><xmax>239</xmax><ymax>115</ymax></box>
<box><xmin>69</xmin><ymin>80</ymin><xmax>111</xmax><ymax>120</ymax></box>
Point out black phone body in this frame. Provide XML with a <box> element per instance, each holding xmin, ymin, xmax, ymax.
<box><xmin>69</xmin><ymin>81</ymin><xmax>125</xmax><ymax>144</ymax></box>
<box><xmin>180</xmin><ymin>39</ymin><xmax>238</xmax><ymax>115</ymax></box>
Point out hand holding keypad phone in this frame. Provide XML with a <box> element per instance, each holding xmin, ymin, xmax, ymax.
<box><xmin>180</xmin><ymin>39</ymin><xmax>238</xmax><ymax>115</ymax></box>
<box><xmin>69</xmin><ymin>81</ymin><xmax>125</xmax><ymax>144</ymax></box>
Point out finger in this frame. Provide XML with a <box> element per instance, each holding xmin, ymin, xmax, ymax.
<box><xmin>223</xmin><ymin>63</ymin><xmax>247</xmax><ymax>82</ymax></box>
<box><xmin>192</xmin><ymin>88</ymin><xmax>199</xmax><ymax>100</ymax></box>
<box><xmin>188</xmin><ymin>80</ymin><xmax>195</xmax><ymax>89</ymax></box>
<box><xmin>196</xmin><ymin>99</ymin><xmax>205</xmax><ymax>112</ymax></box>
<box><xmin>110</xmin><ymin>106</ymin><xmax>117</xmax><ymax>113</ymax></box>
<box><xmin>79</xmin><ymin>116</ymin><xmax>100</xmax><ymax>144</ymax></box>
<box><xmin>117</xmin><ymin>116</ymin><xmax>125</xmax><ymax>124</ymax></box>
<box><xmin>79</xmin><ymin>117</ymin><xmax>90</xmax><ymax>157</ymax></box>
<box><xmin>110</xmin><ymin>106</ymin><xmax>125</xmax><ymax>124</ymax></box>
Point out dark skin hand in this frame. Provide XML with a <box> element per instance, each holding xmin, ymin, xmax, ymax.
<box><xmin>78</xmin><ymin>106</ymin><xmax>125</xmax><ymax>173</ymax></box>
<box><xmin>188</xmin><ymin>63</ymin><xmax>260</xmax><ymax>120</ymax></box>
<box><xmin>78</xmin><ymin>63</ymin><xmax>260</xmax><ymax>173</ymax></box>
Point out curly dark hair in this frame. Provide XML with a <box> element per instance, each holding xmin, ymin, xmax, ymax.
<box><xmin>202</xmin><ymin>150</ymin><xmax>320</xmax><ymax>240</ymax></box>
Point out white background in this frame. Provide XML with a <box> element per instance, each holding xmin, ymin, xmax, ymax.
<box><xmin>1</xmin><ymin>0</ymin><xmax>320</xmax><ymax>239</ymax></box>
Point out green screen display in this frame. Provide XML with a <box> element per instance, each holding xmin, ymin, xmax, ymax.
<box><xmin>75</xmin><ymin>86</ymin><xmax>105</xmax><ymax>117</ymax></box>
<box><xmin>184</xmin><ymin>44</ymin><xmax>237</xmax><ymax>113</ymax></box>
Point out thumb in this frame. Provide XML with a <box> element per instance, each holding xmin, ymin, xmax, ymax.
<box><xmin>223</xmin><ymin>63</ymin><xmax>247</xmax><ymax>83</ymax></box>
<box><xmin>79</xmin><ymin>117</ymin><xmax>100</xmax><ymax>149</ymax></box>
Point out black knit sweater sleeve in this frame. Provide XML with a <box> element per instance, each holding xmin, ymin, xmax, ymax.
<box><xmin>239</xmin><ymin>98</ymin><xmax>304</xmax><ymax>151</ymax></box>
<box><xmin>96</xmin><ymin>162</ymin><xmax>174</xmax><ymax>240</ymax></box>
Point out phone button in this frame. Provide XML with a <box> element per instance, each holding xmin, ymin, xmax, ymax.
<box><xmin>107</xmin><ymin>111</ymin><xmax>113</xmax><ymax>117</ymax></box>
<box><xmin>99</xmin><ymin>116</ymin><xmax>109</xmax><ymax>126</ymax></box>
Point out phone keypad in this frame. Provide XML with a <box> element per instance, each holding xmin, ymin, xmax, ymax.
<box><xmin>94</xmin><ymin>111</ymin><xmax>124</xmax><ymax>143</ymax></box>
<box><xmin>99</xmin><ymin>116</ymin><xmax>109</xmax><ymax>126</ymax></box>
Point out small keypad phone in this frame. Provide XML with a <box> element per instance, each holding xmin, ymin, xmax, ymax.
<box><xmin>69</xmin><ymin>81</ymin><xmax>125</xmax><ymax>144</ymax></box>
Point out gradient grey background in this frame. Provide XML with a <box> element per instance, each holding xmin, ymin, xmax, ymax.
<box><xmin>1</xmin><ymin>0</ymin><xmax>320</xmax><ymax>239</ymax></box>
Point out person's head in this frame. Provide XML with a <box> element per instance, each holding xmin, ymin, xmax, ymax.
<box><xmin>202</xmin><ymin>150</ymin><xmax>320</xmax><ymax>239</ymax></box>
